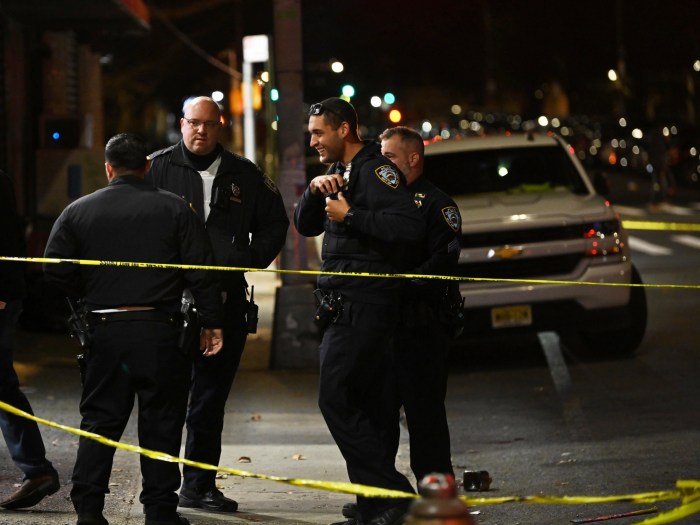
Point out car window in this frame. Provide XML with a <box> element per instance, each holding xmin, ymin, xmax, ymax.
<box><xmin>424</xmin><ymin>144</ymin><xmax>589</xmax><ymax>196</ymax></box>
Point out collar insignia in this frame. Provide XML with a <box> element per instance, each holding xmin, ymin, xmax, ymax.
<box><xmin>229</xmin><ymin>183</ymin><xmax>242</xmax><ymax>203</ymax></box>
<box><xmin>263</xmin><ymin>175</ymin><xmax>279</xmax><ymax>194</ymax></box>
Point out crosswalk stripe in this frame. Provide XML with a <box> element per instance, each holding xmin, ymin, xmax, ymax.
<box><xmin>657</xmin><ymin>202</ymin><xmax>695</xmax><ymax>215</ymax></box>
<box><xmin>613</xmin><ymin>205</ymin><xmax>646</xmax><ymax>217</ymax></box>
<box><xmin>628</xmin><ymin>236</ymin><xmax>673</xmax><ymax>256</ymax></box>
<box><xmin>671</xmin><ymin>234</ymin><xmax>700</xmax><ymax>250</ymax></box>
<box><xmin>617</xmin><ymin>203</ymin><xmax>700</xmax><ymax>217</ymax></box>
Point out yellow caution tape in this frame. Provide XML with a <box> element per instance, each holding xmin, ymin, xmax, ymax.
<box><xmin>1</xmin><ymin>256</ymin><xmax>700</xmax><ymax>290</ymax></box>
<box><xmin>0</xmin><ymin>399</ymin><xmax>414</xmax><ymax>499</ymax></box>
<box><xmin>460</xmin><ymin>491</ymin><xmax>681</xmax><ymax>506</ymax></box>
<box><xmin>622</xmin><ymin>220</ymin><xmax>700</xmax><ymax>232</ymax></box>
<box><xmin>1</xmin><ymin>399</ymin><xmax>699</xmax><ymax>523</ymax></box>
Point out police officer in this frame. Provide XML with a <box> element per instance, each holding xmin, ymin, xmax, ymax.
<box><xmin>294</xmin><ymin>98</ymin><xmax>425</xmax><ymax>525</ymax></box>
<box><xmin>44</xmin><ymin>133</ymin><xmax>224</xmax><ymax>525</ymax></box>
<box><xmin>147</xmin><ymin>96</ymin><xmax>289</xmax><ymax>513</ymax></box>
<box><xmin>1</xmin><ymin>170</ymin><xmax>60</xmax><ymax>510</ymax></box>
<box><xmin>379</xmin><ymin>126</ymin><xmax>462</xmax><ymax>481</ymax></box>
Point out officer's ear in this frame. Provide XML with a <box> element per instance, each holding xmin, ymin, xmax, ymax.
<box><xmin>408</xmin><ymin>151</ymin><xmax>421</xmax><ymax>168</ymax></box>
<box><xmin>105</xmin><ymin>162</ymin><xmax>117</xmax><ymax>182</ymax></box>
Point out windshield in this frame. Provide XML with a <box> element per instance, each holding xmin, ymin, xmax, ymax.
<box><xmin>424</xmin><ymin>144</ymin><xmax>589</xmax><ymax>196</ymax></box>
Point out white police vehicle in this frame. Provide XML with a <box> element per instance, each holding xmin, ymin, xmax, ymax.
<box><xmin>424</xmin><ymin>132</ymin><xmax>646</xmax><ymax>355</ymax></box>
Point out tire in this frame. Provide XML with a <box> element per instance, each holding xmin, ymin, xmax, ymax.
<box><xmin>579</xmin><ymin>264</ymin><xmax>647</xmax><ymax>356</ymax></box>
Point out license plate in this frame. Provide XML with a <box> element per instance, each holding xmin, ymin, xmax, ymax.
<box><xmin>491</xmin><ymin>305</ymin><xmax>532</xmax><ymax>328</ymax></box>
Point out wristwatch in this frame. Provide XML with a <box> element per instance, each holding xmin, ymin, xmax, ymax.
<box><xmin>343</xmin><ymin>208</ymin><xmax>355</xmax><ymax>225</ymax></box>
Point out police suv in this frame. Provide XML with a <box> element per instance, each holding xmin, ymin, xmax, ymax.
<box><xmin>424</xmin><ymin>132</ymin><xmax>647</xmax><ymax>355</ymax></box>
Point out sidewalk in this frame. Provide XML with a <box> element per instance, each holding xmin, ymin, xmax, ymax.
<box><xmin>197</xmin><ymin>269</ymin><xmax>379</xmax><ymax>525</ymax></box>
<box><xmin>2</xmin><ymin>269</ymin><xmax>415</xmax><ymax>525</ymax></box>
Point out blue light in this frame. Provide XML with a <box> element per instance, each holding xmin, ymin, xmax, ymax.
<box><xmin>52</xmin><ymin>132</ymin><xmax>61</xmax><ymax>141</ymax></box>
<box><xmin>383</xmin><ymin>92</ymin><xmax>396</xmax><ymax>105</ymax></box>
<box><xmin>270</xmin><ymin>88</ymin><xmax>279</xmax><ymax>102</ymax></box>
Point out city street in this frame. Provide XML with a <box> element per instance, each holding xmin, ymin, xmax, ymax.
<box><xmin>2</xmin><ymin>179</ymin><xmax>700</xmax><ymax>525</ymax></box>
<box><xmin>3</xmin><ymin>2</ymin><xmax>700</xmax><ymax>524</ymax></box>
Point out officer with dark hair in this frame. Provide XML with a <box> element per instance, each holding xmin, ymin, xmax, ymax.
<box><xmin>147</xmin><ymin>96</ymin><xmax>289</xmax><ymax>514</ymax></box>
<box><xmin>295</xmin><ymin>97</ymin><xmax>425</xmax><ymax>525</ymax></box>
<box><xmin>44</xmin><ymin>133</ymin><xmax>224</xmax><ymax>525</ymax></box>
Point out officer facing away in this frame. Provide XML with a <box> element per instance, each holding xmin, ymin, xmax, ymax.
<box><xmin>44</xmin><ymin>133</ymin><xmax>224</xmax><ymax>525</ymax></box>
<box><xmin>294</xmin><ymin>97</ymin><xmax>425</xmax><ymax>525</ymax></box>
<box><xmin>147</xmin><ymin>96</ymin><xmax>289</xmax><ymax>514</ymax></box>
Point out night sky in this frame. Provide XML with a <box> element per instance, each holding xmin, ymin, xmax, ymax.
<box><xmin>102</xmin><ymin>0</ymin><xmax>700</xmax><ymax>136</ymax></box>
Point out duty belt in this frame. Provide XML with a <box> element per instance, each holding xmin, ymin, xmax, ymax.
<box><xmin>89</xmin><ymin>309</ymin><xmax>178</xmax><ymax>324</ymax></box>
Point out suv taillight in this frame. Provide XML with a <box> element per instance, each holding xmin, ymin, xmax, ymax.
<box><xmin>583</xmin><ymin>219</ymin><xmax>624</xmax><ymax>257</ymax></box>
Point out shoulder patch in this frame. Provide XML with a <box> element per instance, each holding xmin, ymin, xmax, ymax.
<box><xmin>375</xmin><ymin>165</ymin><xmax>400</xmax><ymax>189</ymax></box>
<box><xmin>262</xmin><ymin>175</ymin><xmax>279</xmax><ymax>194</ymax></box>
<box><xmin>442</xmin><ymin>206</ymin><xmax>461</xmax><ymax>232</ymax></box>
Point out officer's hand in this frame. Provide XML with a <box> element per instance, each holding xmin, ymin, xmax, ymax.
<box><xmin>200</xmin><ymin>328</ymin><xmax>223</xmax><ymax>357</ymax></box>
<box><xmin>310</xmin><ymin>174</ymin><xmax>344</xmax><ymax>196</ymax></box>
<box><xmin>325</xmin><ymin>192</ymin><xmax>351</xmax><ymax>222</ymax></box>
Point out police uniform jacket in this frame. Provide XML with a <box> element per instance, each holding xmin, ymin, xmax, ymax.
<box><xmin>294</xmin><ymin>141</ymin><xmax>425</xmax><ymax>304</ymax></box>
<box><xmin>43</xmin><ymin>175</ymin><xmax>224</xmax><ymax>327</ymax></box>
<box><xmin>403</xmin><ymin>176</ymin><xmax>462</xmax><ymax>301</ymax></box>
<box><xmin>147</xmin><ymin>142</ymin><xmax>289</xmax><ymax>304</ymax></box>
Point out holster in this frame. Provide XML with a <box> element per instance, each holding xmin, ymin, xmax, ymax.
<box><xmin>65</xmin><ymin>298</ymin><xmax>93</xmax><ymax>385</ymax></box>
<box><xmin>313</xmin><ymin>289</ymin><xmax>343</xmax><ymax>331</ymax></box>
<box><xmin>246</xmin><ymin>285</ymin><xmax>259</xmax><ymax>334</ymax></box>
<box><xmin>438</xmin><ymin>282</ymin><xmax>466</xmax><ymax>339</ymax></box>
<box><xmin>179</xmin><ymin>291</ymin><xmax>201</xmax><ymax>355</ymax></box>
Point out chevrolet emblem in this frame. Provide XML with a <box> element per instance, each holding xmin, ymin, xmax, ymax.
<box><xmin>489</xmin><ymin>246</ymin><xmax>523</xmax><ymax>259</ymax></box>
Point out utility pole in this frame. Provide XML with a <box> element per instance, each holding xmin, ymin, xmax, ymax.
<box><xmin>228</xmin><ymin>49</ymin><xmax>243</xmax><ymax>155</ymax></box>
<box><xmin>272</xmin><ymin>0</ymin><xmax>306</xmax><ymax>284</ymax></box>
<box><xmin>270</xmin><ymin>0</ymin><xmax>319</xmax><ymax>368</ymax></box>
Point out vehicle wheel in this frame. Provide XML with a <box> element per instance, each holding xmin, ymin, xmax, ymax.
<box><xmin>579</xmin><ymin>265</ymin><xmax>647</xmax><ymax>356</ymax></box>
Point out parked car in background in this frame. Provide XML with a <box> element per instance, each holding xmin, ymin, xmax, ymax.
<box><xmin>424</xmin><ymin>132</ymin><xmax>647</xmax><ymax>355</ymax></box>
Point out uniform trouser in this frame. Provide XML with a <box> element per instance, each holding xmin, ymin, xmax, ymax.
<box><xmin>385</xmin><ymin>311</ymin><xmax>454</xmax><ymax>482</ymax></box>
<box><xmin>318</xmin><ymin>299</ymin><xmax>415</xmax><ymax>521</ymax></box>
<box><xmin>0</xmin><ymin>300</ymin><xmax>56</xmax><ymax>480</ymax></box>
<box><xmin>70</xmin><ymin>319</ymin><xmax>189</xmax><ymax>520</ymax></box>
<box><xmin>182</xmin><ymin>302</ymin><xmax>247</xmax><ymax>492</ymax></box>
